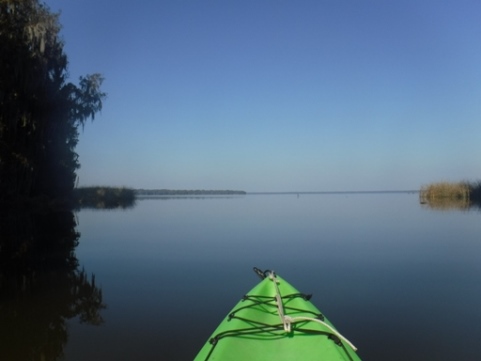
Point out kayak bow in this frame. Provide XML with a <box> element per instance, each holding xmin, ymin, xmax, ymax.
<box><xmin>194</xmin><ymin>268</ymin><xmax>362</xmax><ymax>361</ymax></box>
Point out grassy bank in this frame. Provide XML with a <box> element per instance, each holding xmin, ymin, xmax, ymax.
<box><xmin>73</xmin><ymin>187</ymin><xmax>136</xmax><ymax>209</ymax></box>
<box><xmin>420</xmin><ymin>181</ymin><xmax>481</xmax><ymax>209</ymax></box>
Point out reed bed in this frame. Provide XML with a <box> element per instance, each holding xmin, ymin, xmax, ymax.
<box><xmin>73</xmin><ymin>186</ymin><xmax>136</xmax><ymax>209</ymax></box>
<box><xmin>420</xmin><ymin>181</ymin><xmax>481</xmax><ymax>210</ymax></box>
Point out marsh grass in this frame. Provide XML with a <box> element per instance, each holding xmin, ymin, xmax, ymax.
<box><xmin>73</xmin><ymin>186</ymin><xmax>136</xmax><ymax>209</ymax></box>
<box><xmin>420</xmin><ymin>181</ymin><xmax>481</xmax><ymax>210</ymax></box>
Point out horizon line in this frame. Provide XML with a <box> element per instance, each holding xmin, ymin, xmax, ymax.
<box><xmin>246</xmin><ymin>190</ymin><xmax>419</xmax><ymax>194</ymax></box>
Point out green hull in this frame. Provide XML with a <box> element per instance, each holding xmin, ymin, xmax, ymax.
<box><xmin>194</xmin><ymin>269</ymin><xmax>362</xmax><ymax>361</ymax></box>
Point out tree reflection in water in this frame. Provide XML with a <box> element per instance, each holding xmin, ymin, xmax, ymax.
<box><xmin>0</xmin><ymin>210</ymin><xmax>105</xmax><ymax>361</ymax></box>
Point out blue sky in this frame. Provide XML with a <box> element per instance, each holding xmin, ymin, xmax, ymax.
<box><xmin>44</xmin><ymin>0</ymin><xmax>481</xmax><ymax>192</ymax></box>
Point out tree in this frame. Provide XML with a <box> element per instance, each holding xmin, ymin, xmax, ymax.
<box><xmin>0</xmin><ymin>0</ymin><xmax>106</xmax><ymax>201</ymax></box>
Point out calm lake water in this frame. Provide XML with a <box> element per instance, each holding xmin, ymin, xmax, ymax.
<box><xmin>2</xmin><ymin>192</ymin><xmax>481</xmax><ymax>360</ymax></box>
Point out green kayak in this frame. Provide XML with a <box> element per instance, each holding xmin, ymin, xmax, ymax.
<box><xmin>194</xmin><ymin>268</ymin><xmax>362</xmax><ymax>361</ymax></box>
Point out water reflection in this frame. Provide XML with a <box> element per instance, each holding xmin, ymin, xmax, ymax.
<box><xmin>420</xmin><ymin>197</ymin><xmax>481</xmax><ymax>211</ymax></box>
<box><xmin>136</xmin><ymin>195</ymin><xmax>245</xmax><ymax>201</ymax></box>
<box><xmin>0</xmin><ymin>210</ymin><xmax>105</xmax><ymax>361</ymax></box>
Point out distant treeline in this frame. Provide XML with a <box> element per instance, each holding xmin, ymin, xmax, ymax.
<box><xmin>135</xmin><ymin>189</ymin><xmax>246</xmax><ymax>196</ymax></box>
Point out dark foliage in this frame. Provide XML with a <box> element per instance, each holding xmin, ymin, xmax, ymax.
<box><xmin>0</xmin><ymin>0</ymin><xmax>105</xmax><ymax>201</ymax></box>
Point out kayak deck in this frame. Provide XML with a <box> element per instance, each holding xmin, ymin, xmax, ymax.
<box><xmin>194</xmin><ymin>268</ymin><xmax>361</xmax><ymax>361</ymax></box>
